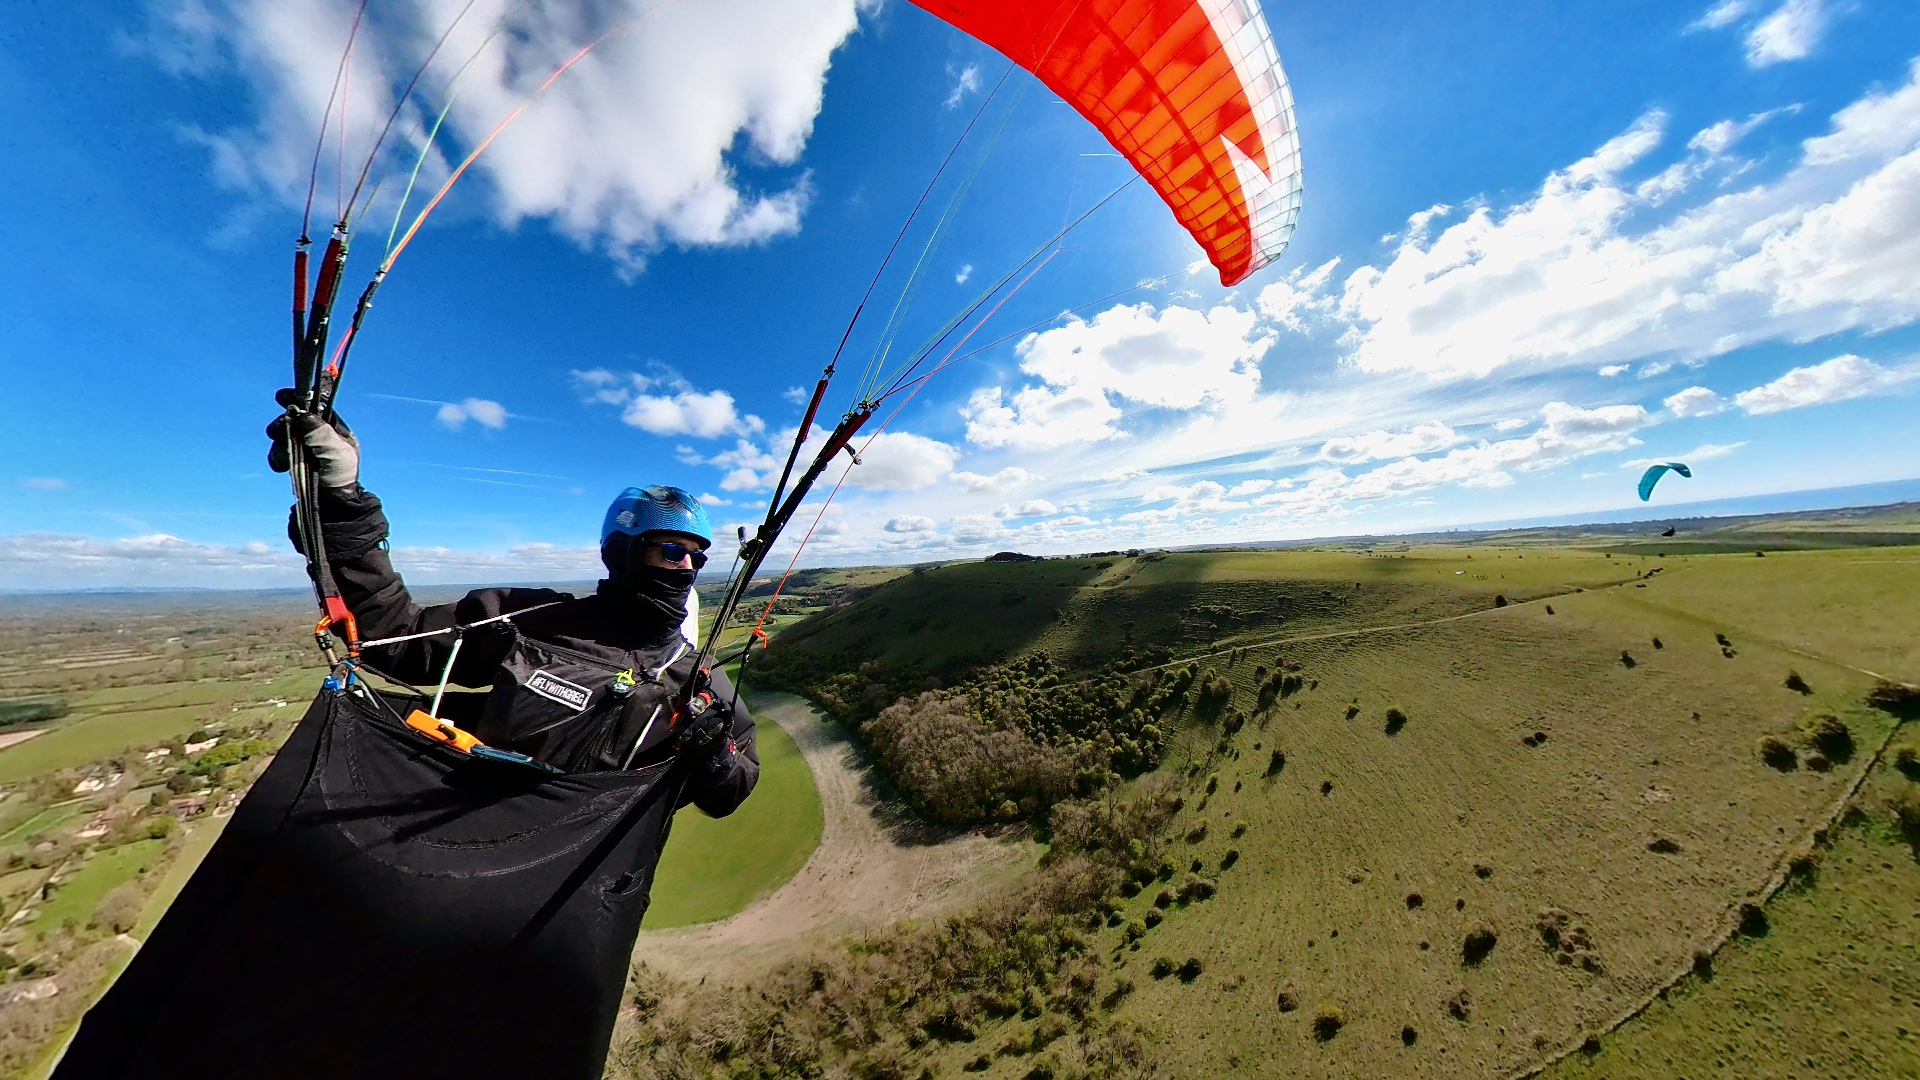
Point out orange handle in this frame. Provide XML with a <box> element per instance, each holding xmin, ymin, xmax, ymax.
<box><xmin>405</xmin><ymin>710</ymin><xmax>483</xmax><ymax>753</ymax></box>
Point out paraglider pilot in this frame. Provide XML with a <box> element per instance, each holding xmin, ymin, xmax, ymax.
<box><xmin>267</xmin><ymin>399</ymin><xmax>758</xmax><ymax>810</ymax></box>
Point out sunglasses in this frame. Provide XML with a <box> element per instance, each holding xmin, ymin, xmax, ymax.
<box><xmin>649</xmin><ymin>541</ymin><xmax>708</xmax><ymax>569</ymax></box>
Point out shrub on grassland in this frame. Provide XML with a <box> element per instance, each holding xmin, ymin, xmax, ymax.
<box><xmin>1795</xmin><ymin>710</ymin><xmax>1852</xmax><ymax>761</ymax></box>
<box><xmin>1312</xmin><ymin>1004</ymin><xmax>1344</xmax><ymax>1041</ymax></box>
<box><xmin>1758</xmin><ymin>736</ymin><xmax>1797</xmax><ymax>772</ymax></box>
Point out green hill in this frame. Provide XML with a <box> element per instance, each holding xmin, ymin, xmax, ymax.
<box><xmin>629</xmin><ymin>542</ymin><xmax>1920</xmax><ymax>1080</ymax></box>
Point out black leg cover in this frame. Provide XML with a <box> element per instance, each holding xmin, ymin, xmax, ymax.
<box><xmin>54</xmin><ymin>689</ymin><xmax>680</xmax><ymax>1080</ymax></box>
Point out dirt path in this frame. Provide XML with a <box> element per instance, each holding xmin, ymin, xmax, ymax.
<box><xmin>0</xmin><ymin>730</ymin><xmax>46</xmax><ymax>752</ymax></box>
<box><xmin>633</xmin><ymin>692</ymin><xmax>1035</xmax><ymax>979</ymax></box>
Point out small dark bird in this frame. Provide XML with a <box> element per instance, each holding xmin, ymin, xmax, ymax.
<box><xmin>1661</xmin><ymin>526</ymin><xmax>1675</xmax><ymax>537</ymax></box>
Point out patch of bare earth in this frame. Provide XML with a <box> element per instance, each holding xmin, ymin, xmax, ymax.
<box><xmin>633</xmin><ymin>692</ymin><xmax>1036</xmax><ymax>979</ymax></box>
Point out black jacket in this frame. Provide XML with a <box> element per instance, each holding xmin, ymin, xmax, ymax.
<box><xmin>300</xmin><ymin>485</ymin><xmax>757</xmax><ymax>818</ymax></box>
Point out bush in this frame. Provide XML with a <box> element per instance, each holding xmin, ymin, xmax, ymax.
<box><xmin>1219</xmin><ymin>849</ymin><xmax>1239</xmax><ymax>870</ymax></box>
<box><xmin>1175</xmin><ymin>957</ymin><xmax>1203</xmax><ymax>982</ymax></box>
<box><xmin>1893</xmin><ymin>743</ymin><xmax>1920</xmax><ymax>779</ymax></box>
<box><xmin>1784</xmin><ymin>671</ymin><xmax>1811</xmax><ymax>694</ymax></box>
<box><xmin>1619</xmin><ymin>651</ymin><xmax>1636</xmax><ymax>668</ymax></box>
<box><xmin>1149</xmin><ymin>957</ymin><xmax>1176</xmax><ymax>979</ymax></box>
<box><xmin>1866</xmin><ymin>680</ymin><xmax>1920</xmax><ymax>717</ymax></box>
<box><xmin>0</xmin><ymin>699</ymin><xmax>69</xmax><ymax>727</ymax></box>
<box><xmin>1276</xmin><ymin>990</ymin><xmax>1298</xmax><ymax>1013</ymax></box>
<box><xmin>1405</xmin><ymin>892</ymin><xmax>1423</xmax><ymax>909</ymax></box>
<box><xmin>1384</xmin><ymin>707</ymin><xmax>1407</xmax><ymax>736</ymax></box>
<box><xmin>1265</xmin><ymin>750</ymin><xmax>1286</xmax><ymax>776</ymax></box>
<box><xmin>1736</xmin><ymin>902</ymin><xmax>1769</xmax><ymax>937</ymax></box>
<box><xmin>1312</xmin><ymin>1004</ymin><xmax>1344</xmax><ymax>1041</ymax></box>
<box><xmin>1446</xmin><ymin>990</ymin><xmax>1472</xmax><ymax>1021</ymax></box>
<box><xmin>1142</xmin><ymin>910</ymin><xmax>1162</xmax><ymax>929</ymax></box>
<box><xmin>1652</xmin><ymin>637</ymin><xmax>1664</xmax><ymax>649</ymax></box>
<box><xmin>1796</xmin><ymin>711</ymin><xmax>1853</xmax><ymax>761</ymax></box>
<box><xmin>93</xmin><ymin>884</ymin><xmax>144</xmax><ymax>934</ymax></box>
<box><xmin>1461</xmin><ymin>924</ymin><xmax>1498</xmax><ymax>965</ymax></box>
<box><xmin>1647</xmin><ymin>836</ymin><xmax>1680</xmax><ymax>854</ymax></box>
<box><xmin>865</xmin><ymin>692</ymin><xmax>1081</xmax><ymax>825</ymax></box>
<box><xmin>1758</xmin><ymin>735</ymin><xmax>1797</xmax><ymax>772</ymax></box>
<box><xmin>1494</xmin><ymin>595</ymin><xmax>1507</xmax><ymax>608</ymax></box>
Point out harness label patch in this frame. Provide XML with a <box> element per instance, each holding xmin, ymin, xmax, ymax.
<box><xmin>525</xmin><ymin>669</ymin><xmax>593</xmax><ymax>712</ymax></box>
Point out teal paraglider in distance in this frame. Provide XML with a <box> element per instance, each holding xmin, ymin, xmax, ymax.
<box><xmin>1638</xmin><ymin>462</ymin><xmax>1692</xmax><ymax>502</ymax></box>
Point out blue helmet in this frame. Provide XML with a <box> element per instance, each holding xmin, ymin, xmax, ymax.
<box><xmin>600</xmin><ymin>486</ymin><xmax>712</xmax><ymax>548</ymax></box>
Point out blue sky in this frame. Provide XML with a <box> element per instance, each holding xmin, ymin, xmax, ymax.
<box><xmin>3</xmin><ymin>0</ymin><xmax>1920</xmax><ymax>589</ymax></box>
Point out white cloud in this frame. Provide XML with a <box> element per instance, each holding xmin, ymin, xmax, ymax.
<box><xmin>1691</xmin><ymin>0</ymin><xmax>1752</xmax><ymax>31</ymax></box>
<box><xmin>783</xmin><ymin>385</ymin><xmax>809</xmax><ymax>404</ymax></box>
<box><xmin>1320</xmin><ymin>422</ymin><xmax>1461</xmax><ymax>465</ymax></box>
<box><xmin>1334</xmin><ymin>65</ymin><xmax>1920</xmax><ymax>379</ymax></box>
<box><xmin>1664</xmin><ymin>385</ymin><xmax>1725</xmax><ymax>417</ymax></box>
<box><xmin>436</xmin><ymin>397</ymin><xmax>508</xmax><ymax>430</ymax></box>
<box><xmin>950</xmin><ymin>466</ymin><xmax>1037</xmax><ymax>493</ymax></box>
<box><xmin>1492</xmin><ymin>418</ymin><xmax>1528</xmax><ymax>432</ymax></box>
<box><xmin>1339</xmin><ymin>401</ymin><xmax>1651</xmax><ymax>499</ymax></box>
<box><xmin>1254</xmin><ymin>257</ymin><xmax>1341</xmax><ymax>330</ymax></box>
<box><xmin>1598</xmin><ymin>364</ymin><xmax>1629</xmax><ymax>377</ymax></box>
<box><xmin>955</xmin><ymin>263</ymin><xmax>972</xmax><ymax>284</ymax></box>
<box><xmin>0</xmin><ymin>532</ymin><xmax>304</xmax><ymax>589</ymax></box>
<box><xmin>844</xmin><ymin>431</ymin><xmax>959</xmax><ymax>491</ymax></box>
<box><xmin>20</xmin><ymin>478</ymin><xmax>69</xmax><ymax>491</ymax></box>
<box><xmin>1731</xmin><ymin>353</ymin><xmax>1919</xmax><ymax>414</ymax></box>
<box><xmin>1226</xmin><ymin>478</ymin><xmax>1274</xmax><ymax>496</ymax></box>
<box><xmin>573</xmin><ymin>368</ymin><xmax>763</xmax><ymax>438</ymax></box>
<box><xmin>1132</xmin><ymin>480</ymin><xmax>1249</xmax><ymax>517</ymax></box>
<box><xmin>143</xmin><ymin>0</ymin><xmax>864</xmax><ymax>271</ymax></box>
<box><xmin>943</xmin><ymin>62</ymin><xmax>980</xmax><ymax>110</ymax></box>
<box><xmin>1745</xmin><ymin>0</ymin><xmax>1831</xmax><ymax>66</ymax></box>
<box><xmin>884</xmin><ymin>515</ymin><xmax>936</xmax><ymax>533</ymax></box>
<box><xmin>1012</xmin><ymin>500</ymin><xmax>1057</xmax><ymax>517</ymax></box>
<box><xmin>1623</xmin><ymin>441</ymin><xmax>1748</xmax><ymax>469</ymax></box>
<box><xmin>964</xmin><ymin>302</ymin><xmax>1272</xmax><ymax>448</ymax></box>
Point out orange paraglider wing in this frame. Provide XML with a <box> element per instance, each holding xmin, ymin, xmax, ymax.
<box><xmin>911</xmin><ymin>0</ymin><xmax>1303</xmax><ymax>285</ymax></box>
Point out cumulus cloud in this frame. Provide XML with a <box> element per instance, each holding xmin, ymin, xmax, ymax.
<box><xmin>964</xmin><ymin>303</ymin><xmax>1273</xmax><ymax>448</ymax></box>
<box><xmin>1012</xmin><ymin>500</ymin><xmax>1057</xmax><ymax>517</ymax></box>
<box><xmin>950</xmin><ymin>466</ymin><xmax>1037</xmax><ymax>493</ymax></box>
<box><xmin>573</xmin><ymin>368</ymin><xmax>763</xmax><ymax>438</ymax></box>
<box><xmin>884</xmin><ymin>515</ymin><xmax>936</xmax><ymax>533</ymax></box>
<box><xmin>139</xmin><ymin>0</ymin><xmax>864</xmax><ymax>270</ymax></box>
<box><xmin>1320</xmin><ymin>422</ymin><xmax>1461</xmax><ymax>465</ymax></box>
<box><xmin>1745</xmin><ymin>0</ymin><xmax>1832</xmax><ymax>66</ymax></box>
<box><xmin>1254</xmin><ymin>257</ymin><xmax>1340</xmax><ymax>330</ymax></box>
<box><xmin>1598</xmin><ymin>364</ymin><xmax>1629</xmax><ymax>377</ymax></box>
<box><xmin>1731</xmin><ymin>353</ymin><xmax>1919</xmax><ymax>414</ymax></box>
<box><xmin>1132</xmin><ymin>480</ymin><xmax>1249</xmax><ymax>517</ymax></box>
<box><xmin>1664</xmin><ymin>385</ymin><xmax>1726</xmax><ymax>417</ymax></box>
<box><xmin>0</xmin><ymin>532</ymin><xmax>303</xmax><ymax>589</ymax></box>
<box><xmin>1335</xmin><ymin>66</ymin><xmax>1920</xmax><ymax>379</ymax></box>
<box><xmin>845</xmin><ymin>431</ymin><xmax>960</xmax><ymax>491</ymax></box>
<box><xmin>954</xmin><ymin>263</ymin><xmax>972</xmax><ymax>284</ymax></box>
<box><xmin>1332</xmin><ymin>401</ymin><xmax>1650</xmax><ymax>500</ymax></box>
<box><xmin>436</xmin><ymin>398</ymin><xmax>508</xmax><ymax>430</ymax></box>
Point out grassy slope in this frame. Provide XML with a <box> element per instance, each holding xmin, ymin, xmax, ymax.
<box><xmin>637</xmin><ymin>703</ymin><xmax>825</xmax><ymax>930</ymax></box>
<box><xmin>1543</xmin><ymin>761</ymin><xmax>1920</xmax><ymax>1080</ymax></box>
<box><xmin>766</xmin><ymin>544</ymin><xmax>1916</xmax><ymax>1079</ymax></box>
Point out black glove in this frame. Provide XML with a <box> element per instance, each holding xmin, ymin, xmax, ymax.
<box><xmin>672</xmin><ymin>685</ymin><xmax>734</xmax><ymax>757</ymax></box>
<box><xmin>266</xmin><ymin>388</ymin><xmax>361</xmax><ymax>490</ymax></box>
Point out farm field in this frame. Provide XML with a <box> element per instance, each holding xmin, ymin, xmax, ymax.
<box><xmin>646</xmin><ymin>710</ymin><xmax>825</xmax><ymax>929</ymax></box>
